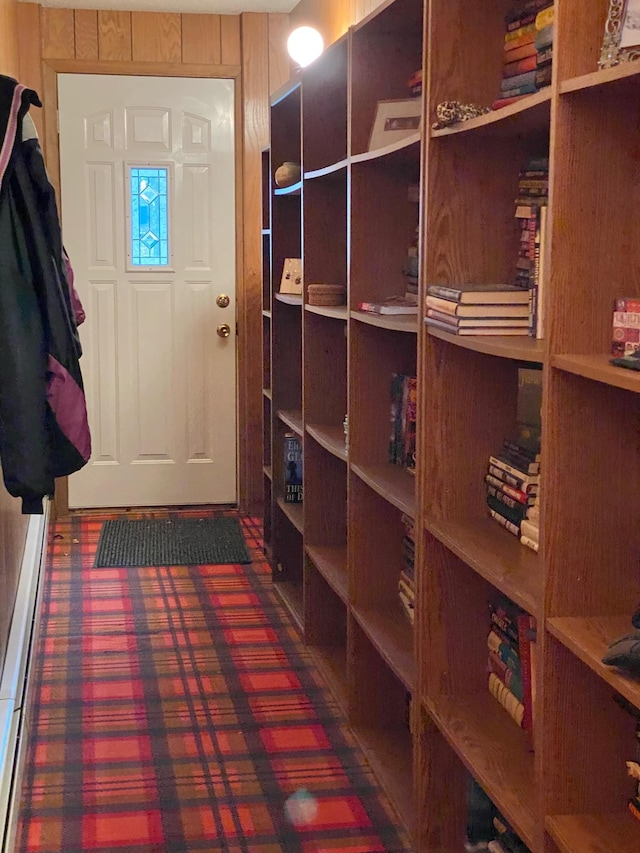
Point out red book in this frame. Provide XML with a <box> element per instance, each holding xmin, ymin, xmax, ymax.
<box><xmin>517</xmin><ymin>613</ymin><xmax>537</xmax><ymax>750</ymax></box>
<box><xmin>503</xmin><ymin>42</ymin><xmax>538</xmax><ymax>63</ymax></box>
<box><xmin>492</xmin><ymin>95</ymin><xmax>530</xmax><ymax>110</ymax></box>
<box><xmin>503</xmin><ymin>54</ymin><xmax>537</xmax><ymax>77</ymax></box>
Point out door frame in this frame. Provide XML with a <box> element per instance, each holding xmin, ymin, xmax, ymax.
<box><xmin>41</xmin><ymin>58</ymin><xmax>253</xmax><ymax>515</ymax></box>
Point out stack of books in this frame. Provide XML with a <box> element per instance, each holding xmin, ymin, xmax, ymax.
<box><xmin>487</xmin><ymin>595</ymin><xmax>536</xmax><ymax>747</ymax></box>
<box><xmin>515</xmin><ymin>156</ymin><xmax>548</xmax><ymax>338</ymax></box>
<box><xmin>486</xmin><ymin>437</ymin><xmax>540</xmax><ymax>541</ymax></box>
<box><xmin>398</xmin><ymin>513</ymin><xmax>415</xmax><ymax>624</ymax></box>
<box><xmin>389</xmin><ymin>374</ymin><xmax>417</xmax><ymax>471</ymax></box>
<box><xmin>493</xmin><ymin>1</ymin><xmax>555</xmax><ymax>110</ymax></box>
<box><xmin>465</xmin><ymin>777</ymin><xmax>533</xmax><ymax>853</ymax></box>
<box><xmin>425</xmin><ymin>284</ymin><xmax>530</xmax><ymax>336</ymax></box>
<box><xmin>520</xmin><ymin>490</ymin><xmax>539</xmax><ymax>552</ymax></box>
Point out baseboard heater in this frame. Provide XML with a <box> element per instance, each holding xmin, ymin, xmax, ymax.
<box><xmin>0</xmin><ymin>506</ymin><xmax>49</xmax><ymax>852</ymax></box>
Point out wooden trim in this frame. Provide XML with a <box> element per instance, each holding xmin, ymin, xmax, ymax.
<box><xmin>181</xmin><ymin>14</ymin><xmax>222</xmax><ymax>65</ymax></box>
<box><xmin>74</xmin><ymin>10</ymin><xmax>98</xmax><ymax>60</ymax></box>
<box><xmin>97</xmin><ymin>10</ymin><xmax>132</xmax><ymax>61</ymax></box>
<box><xmin>47</xmin><ymin>58</ymin><xmax>241</xmax><ymax>78</ymax></box>
<box><xmin>239</xmin><ymin>12</ymin><xmax>270</xmax><ymax>513</ymax></box>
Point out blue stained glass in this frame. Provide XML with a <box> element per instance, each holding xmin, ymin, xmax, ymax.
<box><xmin>130</xmin><ymin>167</ymin><xmax>169</xmax><ymax>266</ymax></box>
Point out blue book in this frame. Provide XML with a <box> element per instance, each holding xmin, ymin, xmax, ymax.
<box><xmin>501</xmin><ymin>69</ymin><xmax>537</xmax><ymax>91</ymax></box>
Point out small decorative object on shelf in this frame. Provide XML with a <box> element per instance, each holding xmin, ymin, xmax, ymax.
<box><xmin>284</xmin><ymin>432</ymin><xmax>303</xmax><ymax>503</ymax></box>
<box><xmin>431</xmin><ymin>100</ymin><xmax>491</xmax><ymax>130</ymax></box>
<box><xmin>599</xmin><ymin>0</ymin><xmax>640</xmax><ymax>68</ymax></box>
<box><xmin>307</xmin><ymin>283</ymin><xmax>346</xmax><ymax>306</ymax></box>
<box><xmin>389</xmin><ymin>373</ymin><xmax>417</xmax><ymax>471</ymax></box>
<box><xmin>279</xmin><ymin>258</ymin><xmax>302</xmax><ymax>295</ymax></box>
<box><xmin>612</xmin><ymin>695</ymin><xmax>640</xmax><ymax>823</ymax></box>
<box><xmin>369</xmin><ymin>98</ymin><xmax>421</xmax><ymax>151</ymax></box>
<box><xmin>274</xmin><ymin>161</ymin><xmax>301</xmax><ymax>188</ymax></box>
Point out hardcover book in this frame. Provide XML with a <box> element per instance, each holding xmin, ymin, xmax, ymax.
<box><xmin>284</xmin><ymin>433</ymin><xmax>303</xmax><ymax>503</ymax></box>
<box><xmin>426</xmin><ymin>284</ymin><xmax>530</xmax><ymax>304</ymax></box>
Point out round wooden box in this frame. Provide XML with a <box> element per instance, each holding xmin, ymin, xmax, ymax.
<box><xmin>307</xmin><ymin>284</ymin><xmax>346</xmax><ymax>307</ymax></box>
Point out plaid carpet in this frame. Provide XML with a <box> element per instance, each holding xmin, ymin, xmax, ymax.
<box><xmin>16</xmin><ymin>509</ymin><xmax>411</xmax><ymax>853</ymax></box>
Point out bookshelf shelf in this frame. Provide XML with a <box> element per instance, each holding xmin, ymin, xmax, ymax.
<box><xmin>424</xmin><ymin>693</ymin><xmax>537</xmax><ymax>851</ymax></box>
<box><xmin>273</xmin><ymin>579</ymin><xmax>304</xmax><ymax>633</ymax></box>
<box><xmin>352</xmin><ymin>723</ymin><xmax>414</xmax><ymax>834</ymax></box>
<box><xmin>351</xmin><ymin>463</ymin><xmax>416</xmax><ymax>518</ymax></box>
<box><xmin>263</xmin><ymin>464</ymin><xmax>272</xmax><ymax>480</ymax></box>
<box><xmin>350</xmin><ymin>133</ymin><xmax>421</xmax><ymax>166</ymax></box>
<box><xmin>547</xmin><ymin>616</ymin><xmax>640</xmax><ymax>711</ymax></box>
<box><xmin>304</xmin><ymin>158</ymin><xmax>349</xmax><ymax>180</ymax></box>
<box><xmin>308</xmin><ymin>643</ymin><xmax>349</xmax><ymax>714</ymax></box>
<box><xmin>305</xmin><ymin>424</ymin><xmax>347</xmax><ymax>462</ymax></box>
<box><xmin>261</xmin><ymin>228</ymin><xmax>270</xmax><ymax>236</ymax></box>
<box><xmin>560</xmin><ymin>59</ymin><xmax>640</xmax><ymax>95</ymax></box>
<box><xmin>546</xmin><ymin>813</ymin><xmax>640</xmax><ymax>853</ymax></box>
<box><xmin>263</xmin><ymin>388</ymin><xmax>272</xmax><ymax>401</ymax></box>
<box><xmin>274</xmin><ymin>180</ymin><xmax>302</xmax><ymax>196</ymax></box>
<box><xmin>426</xmin><ymin>325</ymin><xmax>546</xmax><ymax>364</ymax></box>
<box><xmin>430</xmin><ymin>89</ymin><xmax>551</xmax><ymax>139</ymax></box>
<box><xmin>277</xmin><ymin>409</ymin><xmax>303</xmax><ymax>436</ymax></box>
<box><xmin>552</xmin><ymin>353</ymin><xmax>640</xmax><ymax>394</ymax></box>
<box><xmin>306</xmin><ymin>544</ymin><xmax>348</xmax><ymax>603</ymax></box>
<box><xmin>424</xmin><ymin>516</ymin><xmax>542</xmax><ymax>617</ymax></box>
<box><xmin>274</xmin><ymin>293</ymin><xmax>303</xmax><ymax>306</ymax></box>
<box><xmin>262</xmin><ymin>309</ymin><xmax>271</xmax><ymax>319</ymax></box>
<box><xmin>351</xmin><ymin>310</ymin><xmax>418</xmax><ymax>333</ymax></box>
<box><xmin>352</xmin><ymin>603</ymin><xmax>415</xmax><ymax>690</ymax></box>
<box><xmin>276</xmin><ymin>497</ymin><xmax>304</xmax><ymax>535</ymax></box>
<box><xmin>304</xmin><ymin>304</ymin><xmax>348</xmax><ymax>321</ymax></box>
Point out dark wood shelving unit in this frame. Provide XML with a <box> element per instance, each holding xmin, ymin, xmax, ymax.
<box><xmin>262</xmin><ymin>0</ymin><xmax>640</xmax><ymax>848</ymax></box>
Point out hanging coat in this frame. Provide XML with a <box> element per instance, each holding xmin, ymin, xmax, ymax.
<box><xmin>0</xmin><ymin>75</ymin><xmax>91</xmax><ymax>514</ymax></box>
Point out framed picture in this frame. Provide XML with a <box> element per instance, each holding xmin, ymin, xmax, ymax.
<box><xmin>279</xmin><ymin>258</ymin><xmax>302</xmax><ymax>295</ymax></box>
<box><xmin>368</xmin><ymin>99</ymin><xmax>422</xmax><ymax>152</ymax></box>
<box><xmin>599</xmin><ymin>0</ymin><xmax>640</xmax><ymax>68</ymax></box>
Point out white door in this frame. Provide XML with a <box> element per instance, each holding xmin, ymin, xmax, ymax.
<box><xmin>58</xmin><ymin>74</ymin><xmax>237</xmax><ymax>508</ymax></box>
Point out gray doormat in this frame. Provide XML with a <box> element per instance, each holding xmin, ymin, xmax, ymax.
<box><xmin>94</xmin><ymin>517</ymin><xmax>252</xmax><ymax>567</ymax></box>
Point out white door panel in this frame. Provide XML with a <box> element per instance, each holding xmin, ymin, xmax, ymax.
<box><xmin>58</xmin><ymin>74</ymin><xmax>237</xmax><ymax>508</ymax></box>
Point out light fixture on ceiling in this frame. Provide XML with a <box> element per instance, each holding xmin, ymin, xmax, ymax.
<box><xmin>287</xmin><ymin>26</ymin><xmax>324</xmax><ymax>69</ymax></box>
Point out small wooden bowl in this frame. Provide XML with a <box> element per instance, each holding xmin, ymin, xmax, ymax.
<box><xmin>307</xmin><ymin>284</ymin><xmax>346</xmax><ymax>306</ymax></box>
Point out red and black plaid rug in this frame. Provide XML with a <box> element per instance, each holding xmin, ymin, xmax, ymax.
<box><xmin>16</xmin><ymin>510</ymin><xmax>411</xmax><ymax>852</ymax></box>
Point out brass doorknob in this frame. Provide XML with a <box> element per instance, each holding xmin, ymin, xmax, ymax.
<box><xmin>216</xmin><ymin>294</ymin><xmax>230</xmax><ymax>308</ymax></box>
<box><xmin>217</xmin><ymin>323</ymin><xmax>231</xmax><ymax>338</ymax></box>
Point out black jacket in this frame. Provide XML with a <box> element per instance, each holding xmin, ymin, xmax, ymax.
<box><xmin>0</xmin><ymin>76</ymin><xmax>90</xmax><ymax>513</ymax></box>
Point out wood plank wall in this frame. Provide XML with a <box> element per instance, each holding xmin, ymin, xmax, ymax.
<box><xmin>0</xmin><ymin>0</ymin><xmax>19</xmax><ymax>78</ymax></box>
<box><xmin>16</xmin><ymin>6</ymin><xmax>291</xmax><ymax>514</ymax></box>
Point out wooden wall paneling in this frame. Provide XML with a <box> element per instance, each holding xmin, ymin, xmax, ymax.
<box><xmin>131</xmin><ymin>12</ymin><xmax>182</xmax><ymax>64</ymax></box>
<box><xmin>17</xmin><ymin>3</ymin><xmax>44</xmax><ymax>140</ymax></box>
<box><xmin>74</xmin><ymin>10</ymin><xmax>98</xmax><ymax>60</ymax></box>
<box><xmin>268</xmin><ymin>13</ymin><xmax>291</xmax><ymax>96</ymax></box>
<box><xmin>0</xmin><ymin>0</ymin><xmax>19</xmax><ymax>77</ymax></box>
<box><xmin>240</xmin><ymin>12</ymin><xmax>270</xmax><ymax>513</ymax></box>
<box><xmin>41</xmin><ymin>7</ymin><xmax>75</xmax><ymax>60</ymax></box>
<box><xmin>98</xmin><ymin>11</ymin><xmax>132</xmax><ymax>62</ymax></box>
<box><xmin>181</xmin><ymin>14</ymin><xmax>221</xmax><ymax>65</ymax></box>
<box><xmin>304</xmin><ymin>439</ymin><xmax>347</xmax><ymax>546</ymax></box>
<box><xmin>221</xmin><ymin>15</ymin><xmax>241</xmax><ymax>66</ymax></box>
<box><xmin>304</xmin><ymin>314</ymin><xmax>347</xmax><ymax>427</ymax></box>
<box><xmin>42</xmin><ymin>62</ymin><xmax>60</xmax><ymax>201</ymax></box>
<box><xmin>556</xmin><ymin>0</ymin><xmax>610</xmax><ymax>82</ymax></box>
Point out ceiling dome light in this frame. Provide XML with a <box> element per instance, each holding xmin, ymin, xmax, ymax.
<box><xmin>287</xmin><ymin>26</ymin><xmax>324</xmax><ymax>69</ymax></box>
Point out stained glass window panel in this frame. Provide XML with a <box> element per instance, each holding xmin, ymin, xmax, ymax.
<box><xmin>129</xmin><ymin>167</ymin><xmax>169</xmax><ymax>266</ymax></box>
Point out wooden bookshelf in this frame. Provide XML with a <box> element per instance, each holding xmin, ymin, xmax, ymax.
<box><xmin>262</xmin><ymin>0</ymin><xmax>640</xmax><ymax>848</ymax></box>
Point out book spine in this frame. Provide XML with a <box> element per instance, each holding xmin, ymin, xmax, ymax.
<box><xmin>520</xmin><ymin>534</ymin><xmax>539</xmax><ymax>552</ymax></box>
<box><xmin>517</xmin><ymin>613</ymin><xmax>536</xmax><ymax>748</ymax></box>
<box><xmin>490</xmin><ymin>601</ymin><xmax>523</xmax><ymax>645</ymax></box>
<box><xmin>488</xmin><ymin>651</ymin><xmax>524</xmax><ymax>700</ymax></box>
<box><xmin>487</xmin><ymin>494</ymin><xmax>527</xmax><ymax>527</ymax></box>
<box><xmin>488</xmin><ymin>463</ymin><xmax>537</xmax><ymax>493</ymax></box>
<box><xmin>520</xmin><ymin>518</ymin><xmax>539</xmax><ymax>542</ymax></box>
<box><xmin>426</xmin><ymin>308</ymin><xmax>458</xmax><ymax>325</ymax></box>
<box><xmin>500</xmin><ymin>83</ymin><xmax>539</xmax><ymax>98</ymax></box>
<box><xmin>503</xmin><ymin>42</ymin><xmax>538</xmax><ymax>62</ymax></box>
<box><xmin>489</xmin><ymin>456</ymin><xmax>538</xmax><ymax>486</ymax></box>
<box><xmin>425</xmin><ymin>295</ymin><xmax>459</xmax><ymax>315</ymax></box>
<box><xmin>496</xmin><ymin>446</ymin><xmax>540</xmax><ymax>474</ymax></box>
<box><xmin>487</xmin><ymin>627</ymin><xmax>521</xmax><ymax>669</ymax></box>
<box><xmin>505</xmin><ymin>22</ymin><xmax>536</xmax><ymax>41</ymax></box>
<box><xmin>486</xmin><ymin>484</ymin><xmax>527</xmax><ymax>513</ymax></box>
<box><xmin>284</xmin><ymin>434</ymin><xmax>303</xmax><ymax>503</ymax></box>
<box><xmin>488</xmin><ymin>672</ymin><xmax>524</xmax><ymax>727</ymax></box>
<box><xmin>485</xmin><ymin>474</ymin><xmax>534</xmax><ymax>505</ymax></box>
<box><xmin>489</xmin><ymin>507</ymin><xmax>520</xmax><ymax>537</ymax></box>
<box><xmin>501</xmin><ymin>69</ymin><xmax>538</xmax><ymax>90</ymax></box>
<box><xmin>426</xmin><ymin>285</ymin><xmax>463</xmax><ymax>302</ymax></box>
<box><xmin>503</xmin><ymin>54</ymin><xmax>537</xmax><ymax>77</ymax></box>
